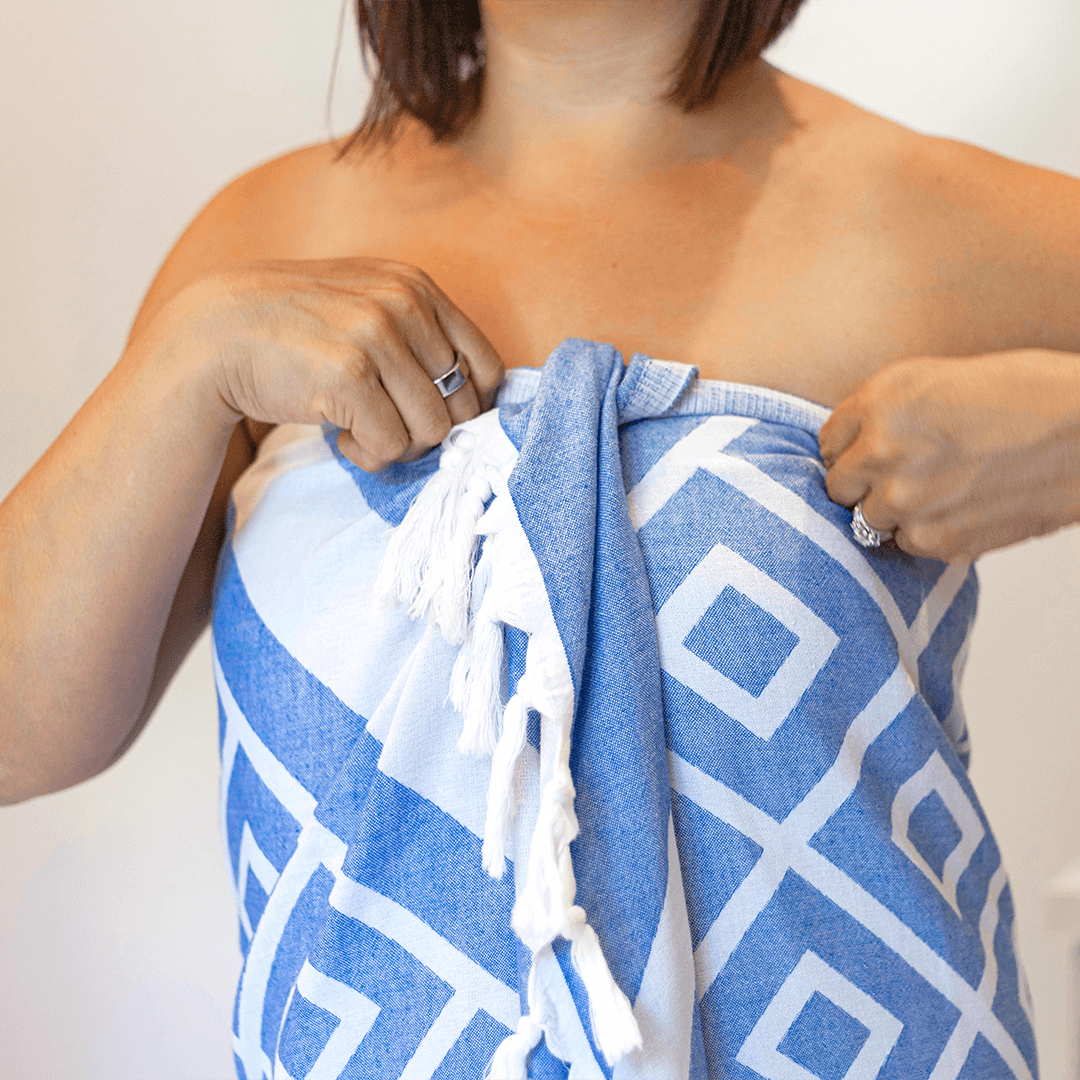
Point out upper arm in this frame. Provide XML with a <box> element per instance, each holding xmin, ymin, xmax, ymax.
<box><xmin>893</xmin><ymin>135</ymin><xmax>1080</xmax><ymax>355</ymax></box>
<box><xmin>106</xmin><ymin>418</ymin><xmax>255</xmax><ymax>766</ymax></box>
<box><xmin>110</xmin><ymin>143</ymin><xmax>337</xmax><ymax>753</ymax></box>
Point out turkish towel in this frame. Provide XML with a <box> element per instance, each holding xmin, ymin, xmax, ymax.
<box><xmin>212</xmin><ymin>338</ymin><xmax>1038</xmax><ymax>1080</ymax></box>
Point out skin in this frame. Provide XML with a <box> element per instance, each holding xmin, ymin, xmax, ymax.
<box><xmin>2</xmin><ymin>0</ymin><xmax>1079</xmax><ymax>802</ymax></box>
<box><xmin>819</xmin><ymin>352</ymin><xmax>1080</xmax><ymax>560</ymax></box>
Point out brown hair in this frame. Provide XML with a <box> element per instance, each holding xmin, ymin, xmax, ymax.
<box><xmin>347</xmin><ymin>0</ymin><xmax>807</xmax><ymax>149</ymax></box>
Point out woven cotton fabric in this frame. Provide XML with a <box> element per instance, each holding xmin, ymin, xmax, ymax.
<box><xmin>212</xmin><ymin>338</ymin><xmax>1037</xmax><ymax>1079</ymax></box>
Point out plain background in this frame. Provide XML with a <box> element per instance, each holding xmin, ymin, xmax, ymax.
<box><xmin>2</xmin><ymin>1</ymin><xmax>1079</xmax><ymax>1077</ymax></box>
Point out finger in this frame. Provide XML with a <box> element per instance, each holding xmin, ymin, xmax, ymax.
<box><xmin>857</xmin><ymin>488</ymin><xmax>900</xmax><ymax>534</ymax></box>
<box><xmin>420</xmin><ymin>346</ymin><xmax>482</xmax><ymax>427</ymax></box>
<box><xmin>823</xmin><ymin>445</ymin><xmax>873</xmax><ymax>508</ymax></box>
<box><xmin>411</xmin><ymin>272</ymin><xmax>506</xmax><ymax>410</ymax></box>
<box><xmin>438</xmin><ymin>353</ymin><xmax>482</xmax><ymax>422</ymax></box>
<box><xmin>337</xmin><ymin>428</ymin><xmax>364</xmax><ymax>467</ymax></box>
<box><xmin>374</xmin><ymin>281</ymin><xmax>483</xmax><ymax>426</ymax></box>
<box><xmin>818</xmin><ymin>397</ymin><xmax>863</xmax><ymax>468</ymax></box>
<box><xmin>891</xmin><ymin>520</ymin><xmax>955</xmax><ymax>561</ymax></box>
<box><xmin>339</xmin><ymin>362</ymin><xmax>412</xmax><ymax>471</ymax></box>
<box><xmin>367</xmin><ymin>331</ymin><xmax>457</xmax><ymax>459</ymax></box>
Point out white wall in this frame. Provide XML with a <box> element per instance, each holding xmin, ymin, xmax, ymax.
<box><xmin>1</xmin><ymin>4</ymin><xmax>368</xmax><ymax>1078</ymax></box>
<box><xmin>1</xmin><ymin>2</ymin><xmax>1077</xmax><ymax>1077</ymax></box>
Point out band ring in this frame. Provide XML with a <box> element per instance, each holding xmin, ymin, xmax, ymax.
<box><xmin>433</xmin><ymin>355</ymin><xmax>468</xmax><ymax>398</ymax></box>
<box><xmin>851</xmin><ymin>502</ymin><xmax>895</xmax><ymax>549</ymax></box>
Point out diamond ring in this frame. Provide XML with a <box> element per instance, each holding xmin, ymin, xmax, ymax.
<box><xmin>851</xmin><ymin>502</ymin><xmax>895</xmax><ymax>548</ymax></box>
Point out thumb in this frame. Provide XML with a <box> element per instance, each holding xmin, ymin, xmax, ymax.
<box><xmin>336</xmin><ymin>429</ymin><xmax>364</xmax><ymax>468</ymax></box>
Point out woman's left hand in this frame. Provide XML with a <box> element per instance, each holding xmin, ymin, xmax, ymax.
<box><xmin>819</xmin><ymin>350</ymin><xmax>1080</xmax><ymax>561</ymax></box>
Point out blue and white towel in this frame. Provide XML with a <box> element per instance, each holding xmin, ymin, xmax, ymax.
<box><xmin>212</xmin><ymin>338</ymin><xmax>1038</xmax><ymax>1079</ymax></box>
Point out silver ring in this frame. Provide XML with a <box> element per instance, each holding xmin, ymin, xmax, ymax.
<box><xmin>851</xmin><ymin>502</ymin><xmax>895</xmax><ymax>549</ymax></box>
<box><xmin>433</xmin><ymin>355</ymin><xmax>467</xmax><ymax>398</ymax></box>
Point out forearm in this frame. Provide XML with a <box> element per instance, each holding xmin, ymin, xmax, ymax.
<box><xmin>0</xmin><ymin>323</ymin><xmax>237</xmax><ymax>802</ymax></box>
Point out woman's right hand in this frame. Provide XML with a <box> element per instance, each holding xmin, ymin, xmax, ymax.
<box><xmin>149</xmin><ymin>257</ymin><xmax>506</xmax><ymax>470</ymax></box>
<box><xmin>0</xmin><ymin>250</ymin><xmax>504</xmax><ymax>803</ymax></box>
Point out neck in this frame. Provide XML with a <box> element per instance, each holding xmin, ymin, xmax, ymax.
<box><xmin>453</xmin><ymin>0</ymin><xmax>782</xmax><ymax>195</ymax></box>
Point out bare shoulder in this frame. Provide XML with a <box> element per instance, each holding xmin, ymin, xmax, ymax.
<box><xmin>799</xmin><ymin>77</ymin><xmax>1080</xmax><ymax>355</ymax></box>
<box><xmin>894</xmin><ymin>129</ymin><xmax>1080</xmax><ymax>353</ymax></box>
<box><xmin>128</xmin><ymin>139</ymin><xmax>377</xmax><ymax>339</ymax></box>
<box><xmin>887</xmin><ymin>126</ymin><xmax>1080</xmax><ymax>234</ymax></box>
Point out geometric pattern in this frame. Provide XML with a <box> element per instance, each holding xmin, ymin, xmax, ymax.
<box><xmin>737</xmin><ymin>951</ymin><xmax>903</xmax><ymax>1079</ymax></box>
<box><xmin>683</xmin><ymin>585</ymin><xmax>799</xmax><ymax>698</ymax></box>
<box><xmin>211</xmin><ymin>344</ymin><xmax>1039</xmax><ymax>1079</ymax></box>
<box><xmin>657</xmin><ymin>544</ymin><xmax>839</xmax><ymax>738</ymax></box>
<box><xmin>891</xmin><ymin>751</ymin><xmax>986</xmax><ymax>918</ymax></box>
<box><xmin>215</xmin><ymin>633</ymin><xmax>522</xmax><ymax>1080</ymax></box>
<box><xmin>280</xmin><ymin>961</ymin><xmax>381</xmax><ymax>1080</ymax></box>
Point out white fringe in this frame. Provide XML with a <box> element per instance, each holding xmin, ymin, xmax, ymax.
<box><xmin>568</xmin><ymin>921</ymin><xmax>642</xmax><ymax>1063</ymax></box>
<box><xmin>510</xmin><ymin>746</ymin><xmax>641</xmax><ymax>1065</ymax></box>
<box><xmin>450</xmin><ymin>546</ymin><xmax>505</xmax><ymax>758</ymax></box>
<box><xmin>374</xmin><ymin>431</ymin><xmax>492</xmax><ymax>645</ymax></box>
<box><xmin>483</xmin><ymin>1015</ymin><xmax>544</xmax><ymax>1080</ymax></box>
<box><xmin>377</xmin><ymin>415</ymin><xmax>643</xmax><ymax>1074</ymax></box>
<box><xmin>481</xmin><ymin>691</ymin><xmax>530</xmax><ymax>880</ymax></box>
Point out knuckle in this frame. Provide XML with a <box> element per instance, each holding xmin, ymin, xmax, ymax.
<box><xmin>397</xmin><ymin>263</ymin><xmax>433</xmax><ymax>289</ymax></box>
<box><xmin>361</xmin><ymin>301</ymin><xmax>396</xmax><ymax>337</ymax></box>
<box><xmin>346</xmin><ymin>345</ymin><xmax>377</xmax><ymax>381</ymax></box>
<box><xmin>324</xmin><ymin>336</ymin><xmax>361</xmax><ymax>372</ymax></box>
<box><xmin>860</xmin><ymin>424</ymin><xmax>893</xmax><ymax>463</ymax></box>
<box><xmin>849</xmin><ymin>380</ymin><xmax>881</xmax><ymax>415</ymax></box>
<box><xmin>877</xmin><ymin>477</ymin><xmax>911</xmax><ymax>515</ymax></box>
<box><xmin>381</xmin><ymin>278</ymin><xmax>417</xmax><ymax>309</ymax></box>
<box><xmin>328</xmin><ymin>353</ymin><xmax>372</xmax><ymax>401</ymax></box>
<box><xmin>849</xmin><ymin>385</ymin><xmax>875</xmax><ymax>414</ymax></box>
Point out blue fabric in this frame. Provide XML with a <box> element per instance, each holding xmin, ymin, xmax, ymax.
<box><xmin>213</xmin><ymin>338</ymin><xmax>1037</xmax><ymax>1079</ymax></box>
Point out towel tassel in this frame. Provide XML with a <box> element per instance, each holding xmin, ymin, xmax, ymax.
<box><xmin>567</xmin><ymin>920</ymin><xmax>642</xmax><ymax>1062</ymax></box>
<box><xmin>484</xmin><ymin>1015</ymin><xmax>544</xmax><ymax>1080</ymax></box>
<box><xmin>482</xmin><ymin>691</ymin><xmax>531</xmax><ymax>879</ymax></box>
<box><xmin>450</xmin><ymin>551</ymin><xmax>505</xmax><ymax>758</ymax></box>
<box><xmin>512</xmin><ymin>763</ymin><xmax>642</xmax><ymax>1066</ymax></box>
<box><xmin>378</xmin><ymin>421</ymin><xmax>642</xmax><ymax>1073</ymax></box>
<box><xmin>375</xmin><ymin>432</ymin><xmax>492</xmax><ymax>645</ymax></box>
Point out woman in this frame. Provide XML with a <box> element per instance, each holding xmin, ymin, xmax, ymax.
<box><xmin>1</xmin><ymin>0</ymin><xmax>1073</xmax><ymax>1075</ymax></box>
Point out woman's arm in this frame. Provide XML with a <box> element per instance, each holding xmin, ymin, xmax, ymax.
<box><xmin>0</xmin><ymin>285</ymin><xmax>244</xmax><ymax>803</ymax></box>
<box><xmin>819</xmin><ymin>349</ymin><xmax>1080</xmax><ymax>560</ymax></box>
<box><xmin>818</xmin><ymin>132</ymin><xmax>1080</xmax><ymax>562</ymax></box>
<box><xmin>0</xmin><ymin>157</ymin><xmax>504</xmax><ymax>805</ymax></box>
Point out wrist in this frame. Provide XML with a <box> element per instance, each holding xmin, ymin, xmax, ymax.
<box><xmin>123</xmin><ymin>277</ymin><xmax>247</xmax><ymax>443</ymax></box>
<box><xmin>1012</xmin><ymin>348</ymin><xmax>1080</xmax><ymax>529</ymax></box>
